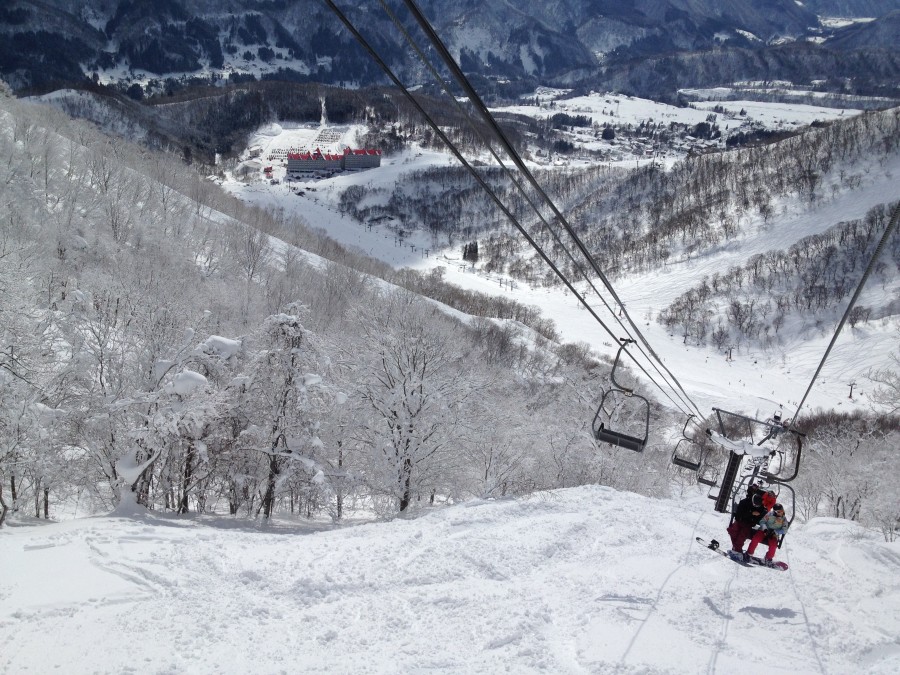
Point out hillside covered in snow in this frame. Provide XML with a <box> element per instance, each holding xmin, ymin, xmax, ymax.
<box><xmin>222</xmin><ymin>93</ymin><xmax>900</xmax><ymax>421</ymax></box>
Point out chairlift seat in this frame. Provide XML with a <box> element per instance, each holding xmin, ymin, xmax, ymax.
<box><xmin>594</xmin><ymin>424</ymin><xmax>646</xmax><ymax>452</ymax></box>
<box><xmin>671</xmin><ymin>455</ymin><xmax>701</xmax><ymax>471</ymax></box>
<box><xmin>670</xmin><ymin>416</ymin><xmax>706</xmax><ymax>472</ymax></box>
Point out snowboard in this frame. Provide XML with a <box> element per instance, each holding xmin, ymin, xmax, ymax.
<box><xmin>696</xmin><ymin>537</ymin><xmax>789</xmax><ymax>571</ymax></box>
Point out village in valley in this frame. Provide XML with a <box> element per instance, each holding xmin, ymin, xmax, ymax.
<box><xmin>230</xmin><ymin>87</ymin><xmax>873</xmax><ymax>196</ymax></box>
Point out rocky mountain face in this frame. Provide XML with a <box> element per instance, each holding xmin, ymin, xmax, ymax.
<box><xmin>0</xmin><ymin>0</ymin><xmax>897</xmax><ymax>98</ymax></box>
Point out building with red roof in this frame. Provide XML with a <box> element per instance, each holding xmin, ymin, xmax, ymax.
<box><xmin>286</xmin><ymin>147</ymin><xmax>381</xmax><ymax>174</ymax></box>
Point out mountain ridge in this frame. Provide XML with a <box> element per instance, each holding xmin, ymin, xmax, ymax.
<box><xmin>1</xmin><ymin>0</ymin><xmax>898</xmax><ymax>100</ymax></box>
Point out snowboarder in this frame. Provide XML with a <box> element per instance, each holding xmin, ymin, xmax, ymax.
<box><xmin>727</xmin><ymin>484</ymin><xmax>766</xmax><ymax>553</ymax></box>
<box><xmin>746</xmin><ymin>503</ymin><xmax>789</xmax><ymax>563</ymax></box>
<box><xmin>761</xmin><ymin>490</ymin><xmax>777</xmax><ymax>511</ymax></box>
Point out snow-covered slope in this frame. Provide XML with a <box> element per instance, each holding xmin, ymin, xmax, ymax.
<box><xmin>1</xmin><ymin>486</ymin><xmax>897</xmax><ymax>674</ymax></box>
<box><xmin>222</xmin><ymin>105</ymin><xmax>900</xmax><ymax>422</ymax></box>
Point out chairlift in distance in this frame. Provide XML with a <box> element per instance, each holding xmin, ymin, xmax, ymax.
<box><xmin>696</xmin><ymin>464</ymin><xmax>720</xmax><ymax>488</ymax></box>
<box><xmin>670</xmin><ymin>414</ymin><xmax>720</xmax><ymax>490</ymax></box>
<box><xmin>592</xmin><ymin>338</ymin><xmax>650</xmax><ymax>453</ymax></box>
<box><xmin>671</xmin><ymin>414</ymin><xmax>707</xmax><ymax>472</ymax></box>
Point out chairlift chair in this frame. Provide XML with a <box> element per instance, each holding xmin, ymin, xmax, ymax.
<box><xmin>671</xmin><ymin>415</ymin><xmax>706</xmax><ymax>472</ymax></box>
<box><xmin>706</xmin><ymin>406</ymin><xmax>808</xmax><ymax>513</ymax></box>
<box><xmin>728</xmin><ymin>475</ymin><xmax>797</xmax><ymax>549</ymax></box>
<box><xmin>592</xmin><ymin>339</ymin><xmax>650</xmax><ymax>453</ymax></box>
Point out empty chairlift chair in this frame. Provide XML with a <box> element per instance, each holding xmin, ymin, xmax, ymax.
<box><xmin>671</xmin><ymin>415</ymin><xmax>706</xmax><ymax>472</ymax></box>
<box><xmin>592</xmin><ymin>340</ymin><xmax>650</xmax><ymax>452</ymax></box>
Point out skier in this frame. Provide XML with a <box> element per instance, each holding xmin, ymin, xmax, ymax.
<box><xmin>761</xmin><ymin>490</ymin><xmax>777</xmax><ymax>511</ymax></box>
<box><xmin>727</xmin><ymin>484</ymin><xmax>766</xmax><ymax>554</ymax></box>
<box><xmin>746</xmin><ymin>503</ymin><xmax>789</xmax><ymax>564</ymax></box>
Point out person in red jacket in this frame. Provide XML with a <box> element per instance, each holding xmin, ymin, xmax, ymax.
<box><xmin>727</xmin><ymin>484</ymin><xmax>766</xmax><ymax>553</ymax></box>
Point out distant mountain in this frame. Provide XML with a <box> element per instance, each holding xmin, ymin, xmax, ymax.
<box><xmin>0</xmin><ymin>0</ymin><xmax>898</xmax><ymax>100</ymax></box>
<box><xmin>801</xmin><ymin>0</ymin><xmax>900</xmax><ymax>17</ymax></box>
<box><xmin>824</xmin><ymin>10</ymin><xmax>900</xmax><ymax>49</ymax></box>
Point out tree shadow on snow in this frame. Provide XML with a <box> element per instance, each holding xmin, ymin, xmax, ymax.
<box><xmin>739</xmin><ymin>606</ymin><xmax>798</xmax><ymax>620</ymax></box>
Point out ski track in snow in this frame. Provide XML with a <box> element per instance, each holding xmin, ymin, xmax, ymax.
<box><xmin>2</xmin><ymin>488</ymin><xmax>899</xmax><ymax>674</ymax></box>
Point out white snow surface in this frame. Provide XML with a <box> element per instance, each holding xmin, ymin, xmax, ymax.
<box><xmin>196</xmin><ymin>335</ymin><xmax>243</xmax><ymax>360</ymax></box>
<box><xmin>163</xmin><ymin>369</ymin><xmax>209</xmax><ymax>396</ymax></box>
<box><xmin>1</xmin><ymin>487</ymin><xmax>898</xmax><ymax>674</ymax></box>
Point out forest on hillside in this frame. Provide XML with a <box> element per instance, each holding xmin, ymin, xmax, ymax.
<box><xmin>337</xmin><ymin>108</ymin><xmax>900</xmax><ymax>349</ymax></box>
<box><xmin>0</xmin><ymin>86</ymin><xmax>897</xmax><ymax>541</ymax></box>
<box><xmin>0</xmin><ymin>89</ymin><xmax>668</xmax><ymax>527</ymax></box>
<box><xmin>659</xmin><ymin>202</ymin><xmax>900</xmax><ymax>348</ymax></box>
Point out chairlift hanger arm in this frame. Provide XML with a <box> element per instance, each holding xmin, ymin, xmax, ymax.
<box><xmin>763</xmin><ymin>435</ymin><xmax>804</xmax><ymax>484</ymax></box>
<box><xmin>681</xmin><ymin>414</ymin><xmax>696</xmax><ymax>439</ymax></box>
<box><xmin>610</xmin><ymin>339</ymin><xmax>636</xmax><ymax>394</ymax></box>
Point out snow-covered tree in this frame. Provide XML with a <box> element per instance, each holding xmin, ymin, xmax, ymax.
<box><xmin>358</xmin><ymin>294</ymin><xmax>473</xmax><ymax>512</ymax></box>
<box><xmin>237</xmin><ymin>309</ymin><xmax>330</xmax><ymax>519</ymax></box>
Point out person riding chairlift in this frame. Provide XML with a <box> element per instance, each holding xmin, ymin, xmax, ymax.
<box><xmin>746</xmin><ymin>502</ymin><xmax>789</xmax><ymax>564</ymax></box>
<box><xmin>727</xmin><ymin>484</ymin><xmax>766</xmax><ymax>554</ymax></box>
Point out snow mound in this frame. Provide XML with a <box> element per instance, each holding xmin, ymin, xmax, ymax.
<box><xmin>196</xmin><ymin>336</ymin><xmax>243</xmax><ymax>360</ymax></box>
<box><xmin>163</xmin><ymin>369</ymin><xmax>208</xmax><ymax>396</ymax></box>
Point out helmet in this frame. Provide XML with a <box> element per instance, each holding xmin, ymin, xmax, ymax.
<box><xmin>762</xmin><ymin>491</ymin><xmax>777</xmax><ymax>509</ymax></box>
<box><xmin>751</xmin><ymin>493</ymin><xmax>762</xmax><ymax>507</ymax></box>
<box><xmin>773</xmin><ymin>503</ymin><xmax>785</xmax><ymax>514</ymax></box>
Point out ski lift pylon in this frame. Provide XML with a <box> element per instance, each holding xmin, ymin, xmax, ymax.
<box><xmin>592</xmin><ymin>339</ymin><xmax>650</xmax><ymax>453</ymax></box>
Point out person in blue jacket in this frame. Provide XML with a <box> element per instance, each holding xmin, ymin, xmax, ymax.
<box><xmin>746</xmin><ymin>503</ymin><xmax>789</xmax><ymax>563</ymax></box>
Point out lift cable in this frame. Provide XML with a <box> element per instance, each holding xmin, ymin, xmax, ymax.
<box><xmin>323</xmin><ymin>0</ymin><xmax>704</xmax><ymax>421</ymax></box>
<box><xmin>790</xmin><ymin>200</ymin><xmax>900</xmax><ymax>430</ymax></box>
<box><xmin>319</xmin><ymin>3</ymin><xmax>615</xmax><ymax>341</ymax></box>
<box><xmin>372</xmin><ymin>0</ymin><xmax>704</xmax><ymax>421</ymax></box>
<box><xmin>393</xmin><ymin>0</ymin><xmax>706</xmax><ymax>422</ymax></box>
<box><xmin>328</xmin><ymin>0</ymin><xmax>707</xmax><ymax>423</ymax></box>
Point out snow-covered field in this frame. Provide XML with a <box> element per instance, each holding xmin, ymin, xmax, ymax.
<box><xmin>2</xmin><ymin>487</ymin><xmax>898</xmax><ymax>674</ymax></box>
<box><xmin>221</xmin><ymin>104</ymin><xmax>900</xmax><ymax>423</ymax></box>
<box><xmin>495</xmin><ymin>89</ymin><xmax>863</xmax><ymax>130</ymax></box>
